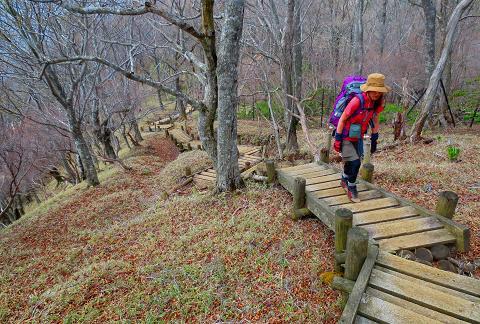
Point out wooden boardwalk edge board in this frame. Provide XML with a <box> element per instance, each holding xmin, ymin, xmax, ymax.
<box><xmin>339</xmin><ymin>244</ymin><xmax>379</xmax><ymax>324</ymax></box>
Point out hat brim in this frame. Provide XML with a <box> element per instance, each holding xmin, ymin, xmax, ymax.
<box><xmin>360</xmin><ymin>84</ymin><xmax>391</xmax><ymax>93</ymax></box>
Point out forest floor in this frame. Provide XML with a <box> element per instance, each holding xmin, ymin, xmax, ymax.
<box><xmin>0</xmin><ymin>132</ymin><xmax>342</xmax><ymax>323</ymax></box>
<box><xmin>0</xmin><ymin>121</ymin><xmax>478</xmax><ymax>323</ymax></box>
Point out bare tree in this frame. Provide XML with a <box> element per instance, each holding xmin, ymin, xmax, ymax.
<box><xmin>410</xmin><ymin>0</ymin><xmax>475</xmax><ymax>142</ymax></box>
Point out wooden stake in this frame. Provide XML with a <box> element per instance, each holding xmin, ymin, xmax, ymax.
<box><xmin>335</xmin><ymin>208</ymin><xmax>353</xmax><ymax>272</ymax></box>
<box><xmin>165</xmin><ymin>129</ymin><xmax>170</xmax><ymax>137</ymax></box>
<box><xmin>187</xmin><ymin>143</ymin><xmax>192</xmax><ymax>151</ymax></box>
<box><xmin>291</xmin><ymin>177</ymin><xmax>309</xmax><ymax>220</ymax></box>
<box><xmin>197</xmin><ymin>144</ymin><xmax>202</xmax><ymax>150</ymax></box>
<box><xmin>320</xmin><ymin>127</ymin><xmax>333</xmax><ymax>163</ymax></box>
<box><xmin>359</xmin><ymin>163</ymin><xmax>374</xmax><ymax>183</ymax></box>
<box><xmin>344</xmin><ymin>227</ymin><xmax>369</xmax><ymax>281</ymax></box>
<box><xmin>265</xmin><ymin>160</ymin><xmax>276</xmax><ymax>183</ymax></box>
<box><xmin>184</xmin><ymin>166</ymin><xmax>192</xmax><ymax>177</ymax></box>
<box><xmin>293</xmin><ymin>177</ymin><xmax>306</xmax><ymax>210</ymax></box>
<box><xmin>435</xmin><ymin>191</ymin><xmax>459</xmax><ymax>219</ymax></box>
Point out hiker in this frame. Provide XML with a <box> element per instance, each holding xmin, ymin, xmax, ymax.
<box><xmin>332</xmin><ymin>73</ymin><xmax>391</xmax><ymax>202</ymax></box>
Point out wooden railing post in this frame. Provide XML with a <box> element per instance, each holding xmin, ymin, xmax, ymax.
<box><xmin>320</xmin><ymin>126</ymin><xmax>334</xmax><ymax>163</ymax></box>
<box><xmin>344</xmin><ymin>227</ymin><xmax>369</xmax><ymax>281</ymax></box>
<box><xmin>360</xmin><ymin>135</ymin><xmax>374</xmax><ymax>182</ymax></box>
<box><xmin>266</xmin><ymin>160</ymin><xmax>276</xmax><ymax>183</ymax></box>
<box><xmin>360</xmin><ymin>163</ymin><xmax>374</xmax><ymax>183</ymax></box>
<box><xmin>436</xmin><ymin>191</ymin><xmax>459</xmax><ymax>219</ymax></box>
<box><xmin>291</xmin><ymin>177</ymin><xmax>312</xmax><ymax>220</ymax></box>
<box><xmin>184</xmin><ymin>166</ymin><xmax>192</xmax><ymax>177</ymax></box>
<box><xmin>335</xmin><ymin>208</ymin><xmax>353</xmax><ymax>272</ymax></box>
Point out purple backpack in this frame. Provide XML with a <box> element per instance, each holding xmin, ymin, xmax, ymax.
<box><xmin>328</xmin><ymin>75</ymin><xmax>366</xmax><ymax>128</ymax></box>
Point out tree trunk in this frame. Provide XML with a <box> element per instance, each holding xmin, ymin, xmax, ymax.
<box><xmin>378</xmin><ymin>0</ymin><xmax>388</xmax><ymax>56</ymax></box>
<box><xmin>410</xmin><ymin>0</ymin><xmax>474</xmax><ymax>142</ymax></box>
<box><xmin>422</xmin><ymin>0</ymin><xmax>436</xmax><ymax>80</ymax></box>
<box><xmin>62</xmin><ymin>154</ymin><xmax>79</xmax><ymax>184</ymax></box>
<box><xmin>71</xmin><ymin>122</ymin><xmax>100</xmax><ymax>186</ymax></box>
<box><xmin>282</xmin><ymin>0</ymin><xmax>299</xmax><ymax>153</ymax></box>
<box><xmin>198</xmin><ymin>0</ymin><xmax>218</xmax><ymax>166</ymax></box>
<box><xmin>394</xmin><ymin>78</ymin><xmax>409</xmax><ymax>141</ymax></box>
<box><xmin>130</xmin><ymin>118</ymin><xmax>143</xmax><ymax>143</ymax></box>
<box><xmin>215</xmin><ymin>0</ymin><xmax>245</xmax><ymax>192</ymax></box>
<box><xmin>438</xmin><ymin>0</ymin><xmax>454</xmax><ymax>126</ymax></box>
<box><xmin>175</xmin><ymin>30</ymin><xmax>187</xmax><ymax>119</ymax></box>
<box><xmin>353</xmin><ymin>0</ymin><xmax>364</xmax><ymax>74</ymax></box>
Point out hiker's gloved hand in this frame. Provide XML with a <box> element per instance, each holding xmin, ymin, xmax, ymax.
<box><xmin>334</xmin><ymin>132</ymin><xmax>343</xmax><ymax>153</ymax></box>
<box><xmin>371</xmin><ymin>133</ymin><xmax>379</xmax><ymax>154</ymax></box>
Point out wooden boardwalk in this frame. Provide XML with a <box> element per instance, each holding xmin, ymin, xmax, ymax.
<box><xmin>276</xmin><ymin>161</ymin><xmax>479</xmax><ymax>323</ymax></box>
<box><xmin>163</xmin><ymin>124</ymin><xmax>263</xmax><ymax>187</ymax></box>
<box><xmin>193</xmin><ymin>146</ymin><xmax>263</xmax><ymax>187</ymax></box>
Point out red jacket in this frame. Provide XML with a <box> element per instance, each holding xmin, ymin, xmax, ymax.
<box><xmin>342</xmin><ymin>92</ymin><xmax>384</xmax><ymax>142</ymax></box>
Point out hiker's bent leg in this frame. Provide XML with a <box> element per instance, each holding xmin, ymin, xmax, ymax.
<box><xmin>344</xmin><ymin>159</ymin><xmax>361</xmax><ymax>183</ymax></box>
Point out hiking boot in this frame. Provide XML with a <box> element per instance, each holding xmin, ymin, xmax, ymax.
<box><xmin>340</xmin><ymin>175</ymin><xmax>348</xmax><ymax>192</ymax></box>
<box><xmin>347</xmin><ymin>184</ymin><xmax>361</xmax><ymax>203</ymax></box>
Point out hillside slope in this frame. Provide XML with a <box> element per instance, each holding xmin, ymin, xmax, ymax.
<box><xmin>0</xmin><ymin>134</ymin><xmax>342</xmax><ymax>323</ymax></box>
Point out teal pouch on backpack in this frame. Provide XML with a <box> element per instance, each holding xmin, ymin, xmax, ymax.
<box><xmin>348</xmin><ymin>123</ymin><xmax>362</xmax><ymax>139</ymax></box>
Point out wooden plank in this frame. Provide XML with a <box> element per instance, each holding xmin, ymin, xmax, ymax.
<box><xmin>354</xmin><ymin>316</ymin><xmax>379</xmax><ymax>324</ymax></box>
<box><xmin>358</xmin><ymin>292</ymin><xmax>443</xmax><ymax>324</ymax></box>
<box><xmin>322</xmin><ymin>190</ymin><xmax>383</xmax><ymax>206</ymax></box>
<box><xmin>305</xmin><ymin>173</ymin><xmax>341</xmax><ymax>185</ymax></box>
<box><xmin>334</xmin><ymin>197</ymin><xmax>399</xmax><ymax>214</ymax></box>
<box><xmin>377</xmin><ymin>228</ymin><xmax>456</xmax><ymax>252</ymax></box>
<box><xmin>354</xmin><ymin>206</ymin><xmax>419</xmax><ymax>226</ymax></box>
<box><xmin>283</xmin><ymin>166</ymin><xmax>328</xmax><ymax>176</ymax></box>
<box><xmin>360</xmin><ymin>217</ymin><xmax>444</xmax><ymax>240</ymax></box>
<box><xmin>365</xmin><ymin>287</ymin><xmax>468</xmax><ymax>324</ymax></box>
<box><xmin>292</xmin><ymin>169</ymin><xmax>338</xmax><ymax>180</ymax></box>
<box><xmin>280</xmin><ymin>162</ymin><xmax>317</xmax><ymax>171</ymax></box>
<box><xmin>368</xmin><ymin>268</ymin><xmax>480</xmax><ymax>323</ymax></box>
<box><xmin>339</xmin><ymin>245</ymin><xmax>379</xmax><ymax>324</ymax></box>
<box><xmin>376</xmin><ymin>251</ymin><xmax>480</xmax><ymax>297</ymax></box>
<box><xmin>306</xmin><ymin>180</ymin><xmax>343</xmax><ymax>192</ymax></box>
<box><xmin>375</xmin><ymin>265</ymin><xmax>480</xmax><ymax>303</ymax></box>
<box><xmin>312</xmin><ymin>184</ymin><xmax>369</xmax><ymax>199</ymax></box>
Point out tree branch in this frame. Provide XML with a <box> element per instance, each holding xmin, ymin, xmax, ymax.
<box><xmin>61</xmin><ymin>2</ymin><xmax>205</xmax><ymax>41</ymax></box>
<box><xmin>44</xmin><ymin>56</ymin><xmax>207</xmax><ymax>112</ymax></box>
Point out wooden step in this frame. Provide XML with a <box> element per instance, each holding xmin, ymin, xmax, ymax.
<box><xmin>282</xmin><ymin>166</ymin><xmax>328</xmax><ymax>176</ymax></box>
<box><xmin>322</xmin><ymin>190</ymin><xmax>383</xmax><ymax>206</ymax></box>
<box><xmin>291</xmin><ymin>169</ymin><xmax>338</xmax><ymax>180</ymax></box>
<box><xmin>375</xmin><ymin>266</ymin><xmax>480</xmax><ymax>303</ymax></box>
<box><xmin>377</xmin><ymin>228</ymin><xmax>456</xmax><ymax>252</ymax></box>
<box><xmin>362</xmin><ymin>287</ymin><xmax>467</xmax><ymax>324</ymax></box>
<box><xmin>354</xmin><ymin>315</ymin><xmax>379</xmax><ymax>324</ymax></box>
<box><xmin>376</xmin><ymin>251</ymin><xmax>480</xmax><ymax>297</ymax></box>
<box><xmin>368</xmin><ymin>268</ymin><xmax>480</xmax><ymax>323</ymax></box>
<box><xmin>359</xmin><ymin>217</ymin><xmax>444</xmax><ymax>240</ymax></box>
<box><xmin>358</xmin><ymin>291</ymin><xmax>441</xmax><ymax>324</ymax></box>
<box><xmin>311</xmin><ymin>184</ymin><xmax>369</xmax><ymax>199</ymax></box>
<box><xmin>306</xmin><ymin>180</ymin><xmax>343</xmax><ymax>192</ymax></box>
<box><xmin>333</xmin><ymin>197</ymin><xmax>399</xmax><ymax>214</ymax></box>
<box><xmin>305</xmin><ymin>173</ymin><xmax>342</xmax><ymax>185</ymax></box>
<box><xmin>354</xmin><ymin>206</ymin><xmax>419</xmax><ymax>226</ymax></box>
<box><xmin>280</xmin><ymin>163</ymin><xmax>317</xmax><ymax>172</ymax></box>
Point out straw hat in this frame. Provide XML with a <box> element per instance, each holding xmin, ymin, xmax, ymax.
<box><xmin>360</xmin><ymin>73</ymin><xmax>391</xmax><ymax>93</ymax></box>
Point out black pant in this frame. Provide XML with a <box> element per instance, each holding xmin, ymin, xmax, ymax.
<box><xmin>344</xmin><ymin>159</ymin><xmax>361</xmax><ymax>184</ymax></box>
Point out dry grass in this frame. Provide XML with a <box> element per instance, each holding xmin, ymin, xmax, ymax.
<box><xmin>0</xmin><ymin>132</ymin><xmax>342</xmax><ymax>323</ymax></box>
